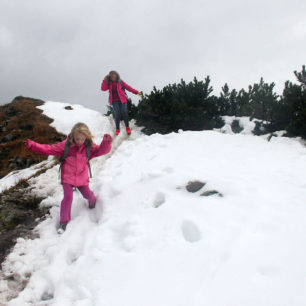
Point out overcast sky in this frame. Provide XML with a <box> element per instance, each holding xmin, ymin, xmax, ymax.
<box><xmin>0</xmin><ymin>0</ymin><xmax>305</xmax><ymax>112</ymax></box>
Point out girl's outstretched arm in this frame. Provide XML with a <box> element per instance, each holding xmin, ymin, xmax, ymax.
<box><xmin>122</xmin><ymin>81</ymin><xmax>139</xmax><ymax>95</ymax></box>
<box><xmin>26</xmin><ymin>139</ymin><xmax>66</xmax><ymax>156</ymax></box>
<box><xmin>90</xmin><ymin>134</ymin><xmax>112</xmax><ymax>158</ymax></box>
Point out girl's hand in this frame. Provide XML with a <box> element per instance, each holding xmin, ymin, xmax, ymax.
<box><xmin>24</xmin><ymin>139</ymin><xmax>31</xmax><ymax>150</ymax></box>
<box><xmin>103</xmin><ymin>134</ymin><xmax>113</xmax><ymax>142</ymax></box>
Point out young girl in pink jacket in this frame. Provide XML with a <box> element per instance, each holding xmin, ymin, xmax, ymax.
<box><xmin>26</xmin><ymin>122</ymin><xmax>112</xmax><ymax>233</ymax></box>
<box><xmin>101</xmin><ymin>70</ymin><xmax>142</xmax><ymax>136</ymax></box>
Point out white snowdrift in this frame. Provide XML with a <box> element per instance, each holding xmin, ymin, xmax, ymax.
<box><xmin>219</xmin><ymin>115</ymin><xmax>262</xmax><ymax>134</ymax></box>
<box><xmin>0</xmin><ymin>159</ymin><xmax>54</xmax><ymax>193</ymax></box>
<box><xmin>216</xmin><ymin>115</ymin><xmax>288</xmax><ymax>138</ymax></box>
<box><xmin>1</xmin><ymin>123</ymin><xmax>306</xmax><ymax>305</ymax></box>
<box><xmin>37</xmin><ymin>101</ymin><xmax>113</xmax><ymax>143</ymax></box>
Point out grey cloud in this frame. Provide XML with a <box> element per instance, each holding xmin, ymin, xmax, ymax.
<box><xmin>0</xmin><ymin>0</ymin><xmax>305</xmax><ymax>113</ymax></box>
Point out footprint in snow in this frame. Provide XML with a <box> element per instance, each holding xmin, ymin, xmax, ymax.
<box><xmin>140</xmin><ymin>170</ymin><xmax>164</xmax><ymax>181</ymax></box>
<box><xmin>113</xmin><ymin>221</ymin><xmax>138</xmax><ymax>252</ymax></box>
<box><xmin>41</xmin><ymin>291</ymin><xmax>54</xmax><ymax>301</ymax></box>
<box><xmin>141</xmin><ymin>167</ymin><xmax>174</xmax><ymax>181</ymax></box>
<box><xmin>148</xmin><ymin>170</ymin><xmax>164</xmax><ymax>178</ymax></box>
<box><xmin>182</xmin><ymin>220</ymin><xmax>202</xmax><ymax>243</ymax></box>
<box><xmin>67</xmin><ymin>248</ymin><xmax>82</xmax><ymax>264</ymax></box>
<box><xmin>162</xmin><ymin>166</ymin><xmax>174</xmax><ymax>174</ymax></box>
<box><xmin>254</xmin><ymin>223</ymin><xmax>278</xmax><ymax>234</ymax></box>
<box><xmin>219</xmin><ymin>251</ymin><xmax>231</xmax><ymax>263</ymax></box>
<box><xmin>257</xmin><ymin>265</ymin><xmax>280</xmax><ymax>277</ymax></box>
<box><xmin>109</xmin><ymin>187</ymin><xmax>122</xmax><ymax>198</ymax></box>
<box><xmin>153</xmin><ymin>192</ymin><xmax>166</xmax><ymax>208</ymax></box>
<box><xmin>88</xmin><ymin>208</ymin><xmax>100</xmax><ymax>224</ymax></box>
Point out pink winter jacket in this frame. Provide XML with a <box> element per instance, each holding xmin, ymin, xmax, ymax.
<box><xmin>101</xmin><ymin>79</ymin><xmax>139</xmax><ymax>105</ymax></box>
<box><xmin>27</xmin><ymin>137</ymin><xmax>112</xmax><ymax>186</ymax></box>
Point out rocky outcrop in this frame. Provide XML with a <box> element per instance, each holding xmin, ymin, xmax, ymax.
<box><xmin>0</xmin><ymin>96</ymin><xmax>66</xmax><ymax>264</ymax></box>
<box><xmin>8</xmin><ymin>157</ymin><xmax>35</xmax><ymax>170</ymax></box>
<box><xmin>0</xmin><ymin>180</ymin><xmax>48</xmax><ymax>264</ymax></box>
<box><xmin>0</xmin><ymin>96</ymin><xmax>66</xmax><ymax>178</ymax></box>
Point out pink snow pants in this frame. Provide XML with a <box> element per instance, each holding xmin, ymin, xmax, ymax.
<box><xmin>60</xmin><ymin>183</ymin><xmax>96</xmax><ymax>223</ymax></box>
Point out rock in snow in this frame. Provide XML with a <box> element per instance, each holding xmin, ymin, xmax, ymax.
<box><xmin>186</xmin><ymin>180</ymin><xmax>206</xmax><ymax>193</ymax></box>
<box><xmin>201</xmin><ymin>190</ymin><xmax>223</xmax><ymax>197</ymax></box>
<box><xmin>1</xmin><ymin>101</ymin><xmax>306</xmax><ymax>306</ymax></box>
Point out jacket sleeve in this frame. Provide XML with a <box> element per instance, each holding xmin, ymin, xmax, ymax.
<box><xmin>90</xmin><ymin>139</ymin><xmax>112</xmax><ymax>159</ymax></box>
<box><xmin>101</xmin><ymin>79</ymin><xmax>110</xmax><ymax>91</ymax></box>
<box><xmin>122</xmin><ymin>81</ymin><xmax>139</xmax><ymax>95</ymax></box>
<box><xmin>27</xmin><ymin>139</ymin><xmax>66</xmax><ymax>156</ymax></box>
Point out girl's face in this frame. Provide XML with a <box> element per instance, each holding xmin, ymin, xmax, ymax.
<box><xmin>74</xmin><ymin>131</ymin><xmax>86</xmax><ymax>146</ymax></box>
<box><xmin>110</xmin><ymin>73</ymin><xmax>117</xmax><ymax>82</ymax></box>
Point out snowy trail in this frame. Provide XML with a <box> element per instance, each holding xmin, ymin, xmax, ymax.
<box><xmin>1</xmin><ymin>102</ymin><xmax>306</xmax><ymax>306</ymax></box>
<box><xmin>0</xmin><ymin>101</ymin><xmax>142</xmax><ymax>304</ymax></box>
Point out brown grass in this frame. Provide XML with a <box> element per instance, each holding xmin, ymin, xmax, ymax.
<box><xmin>0</xmin><ymin>96</ymin><xmax>66</xmax><ymax>178</ymax></box>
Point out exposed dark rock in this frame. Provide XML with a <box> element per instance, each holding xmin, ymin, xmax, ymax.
<box><xmin>0</xmin><ymin>209</ymin><xmax>26</xmax><ymax>230</ymax></box>
<box><xmin>186</xmin><ymin>180</ymin><xmax>206</xmax><ymax>193</ymax></box>
<box><xmin>0</xmin><ymin>183</ymin><xmax>47</xmax><ymax>264</ymax></box>
<box><xmin>25</xmin><ymin>158</ymin><xmax>34</xmax><ymax>167</ymax></box>
<box><xmin>201</xmin><ymin>190</ymin><xmax>223</xmax><ymax>197</ymax></box>
<box><xmin>16</xmin><ymin>157</ymin><xmax>23</xmax><ymax>165</ymax></box>
<box><xmin>6</xmin><ymin>107</ymin><xmax>20</xmax><ymax>117</ymax></box>
<box><xmin>7</xmin><ymin>157</ymin><xmax>34</xmax><ymax>170</ymax></box>
<box><xmin>53</xmin><ymin>135</ymin><xmax>66</xmax><ymax>142</ymax></box>
<box><xmin>1</xmin><ymin>134</ymin><xmax>16</xmax><ymax>143</ymax></box>
<box><xmin>20</xmin><ymin>123</ymin><xmax>34</xmax><ymax>131</ymax></box>
<box><xmin>64</xmin><ymin>106</ymin><xmax>73</xmax><ymax>110</ymax></box>
<box><xmin>0</xmin><ymin>148</ymin><xmax>9</xmax><ymax>160</ymax></box>
<box><xmin>41</xmin><ymin>292</ymin><xmax>54</xmax><ymax>301</ymax></box>
<box><xmin>8</xmin><ymin>162</ymin><xmax>17</xmax><ymax>169</ymax></box>
<box><xmin>0</xmin><ymin>96</ymin><xmax>66</xmax><ymax>178</ymax></box>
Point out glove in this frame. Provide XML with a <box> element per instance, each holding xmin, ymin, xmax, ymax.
<box><xmin>138</xmin><ymin>92</ymin><xmax>143</xmax><ymax>97</ymax></box>
<box><xmin>103</xmin><ymin>134</ymin><xmax>113</xmax><ymax>142</ymax></box>
<box><xmin>24</xmin><ymin>139</ymin><xmax>32</xmax><ymax>150</ymax></box>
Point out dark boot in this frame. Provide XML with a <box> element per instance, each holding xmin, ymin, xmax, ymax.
<box><xmin>88</xmin><ymin>200</ymin><xmax>96</xmax><ymax>209</ymax></box>
<box><xmin>58</xmin><ymin>222</ymin><xmax>67</xmax><ymax>234</ymax></box>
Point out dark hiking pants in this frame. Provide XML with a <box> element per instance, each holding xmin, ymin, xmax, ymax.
<box><xmin>112</xmin><ymin>101</ymin><xmax>129</xmax><ymax>130</ymax></box>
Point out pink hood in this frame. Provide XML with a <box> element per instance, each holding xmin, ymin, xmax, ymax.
<box><xmin>27</xmin><ymin>136</ymin><xmax>112</xmax><ymax>186</ymax></box>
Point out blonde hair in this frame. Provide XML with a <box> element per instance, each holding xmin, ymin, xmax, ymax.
<box><xmin>106</xmin><ymin>70</ymin><xmax>121</xmax><ymax>84</ymax></box>
<box><xmin>69</xmin><ymin>122</ymin><xmax>94</xmax><ymax>147</ymax></box>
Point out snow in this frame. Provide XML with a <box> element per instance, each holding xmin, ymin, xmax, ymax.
<box><xmin>2</xmin><ymin>102</ymin><xmax>306</xmax><ymax>305</ymax></box>
<box><xmin>37</xmin><ymin>101</ymin><xmax>113</xmax><ymax>143</ymax></box>
<box><xmin>0</xmin><ymin>159</ymin><xmax>55</xmax><ymax>193</ymax></box>
<box><xmin>216</xmin><ymin>115</ymin><xmax>265</xmax><ymax>135</ymax></box>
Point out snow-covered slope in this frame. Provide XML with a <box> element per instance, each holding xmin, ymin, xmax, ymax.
<box><xmin>37</xmin><ymin>101</ymin><xmax>113</xmax><ymax>143</ymax></box>
<box><xmin>0</xmin><ymin>159</ymin><xmax>55</xmax><ymax>193</ymax></box>
<box><xmin>1</xmin><ymin>102</ymin><xmax>306</xmax><ymax>306</ymax></box>
<box><xmin>0</xmin><ymin>101</ymin><xmax>113</xmax><ymax>193</ymax></box>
